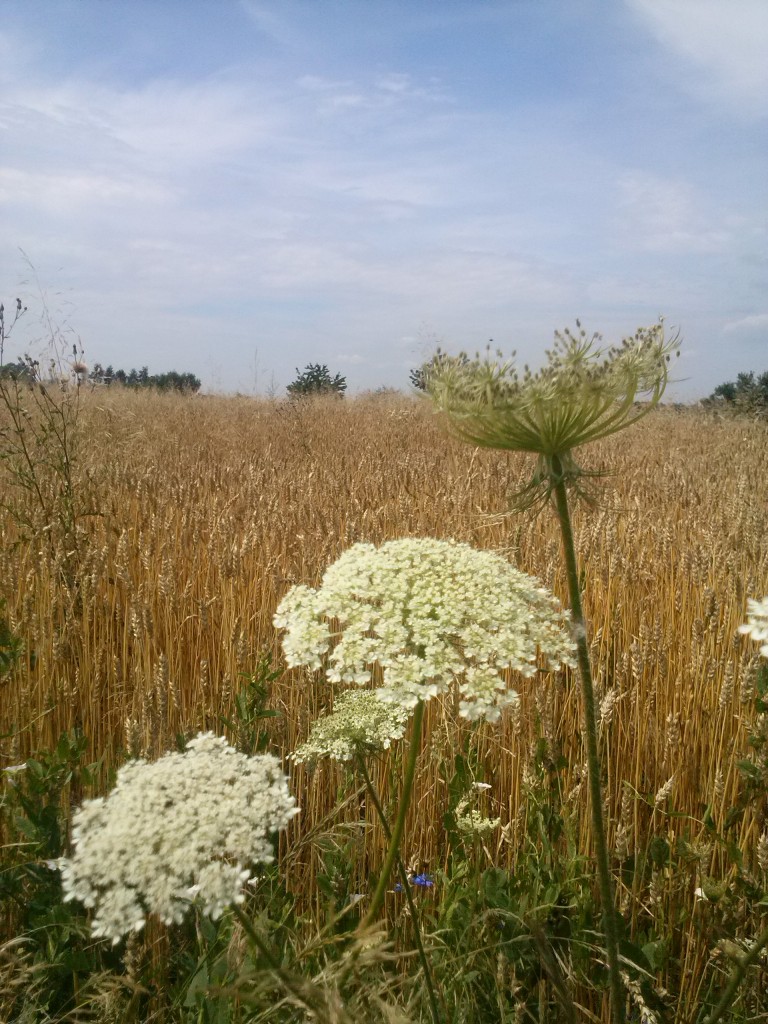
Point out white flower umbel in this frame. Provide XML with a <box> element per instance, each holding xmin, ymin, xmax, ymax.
<box><xmin>57</xmin><ymin>733</ymin><xmax>299</xmax><ymax>944</ymax></box>
<box><xmin>291</xmin><ymin>689</ymin><xmax>410</xmax><ymax>765</ymax></box>
<box><xmin>274</xmin><ymin>538</ymin><xmax>575</xmax><ymax>722</ymax></box>
<box><xmin>738</xmin><ymin>597</ymin><xmax>768</xmax><ymax>658</ymax></box>
<box><xmin>455</xmin><ymin>796</ymin><xmax>502</xmax><ymax>839</ymax></box>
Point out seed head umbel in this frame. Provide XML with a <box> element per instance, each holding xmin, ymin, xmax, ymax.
<box><xmin>426</xmin><ymin>321</ymin><xmax>678</xmax><ymax>458</ymax></box>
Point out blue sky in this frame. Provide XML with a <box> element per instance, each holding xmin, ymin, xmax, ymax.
<box><xmin>1</xmin><ymin>1</ymin><xmax>765</xmax><ymax>397</ymax></box>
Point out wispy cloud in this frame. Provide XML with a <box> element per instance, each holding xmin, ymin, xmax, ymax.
<box><xmin>613</xmin><ymin>171</ymin><xmax>731</xmax><ymax>254</ymax></box>
<box><xmin>724</xmin><ymin>313</ymin><xmax>768</xmax><ymax>334</ymax></box>
<box><xmin>627</xmin><ymin>0</ymin><xmax>768</xmax><ymax>117</ymax></box>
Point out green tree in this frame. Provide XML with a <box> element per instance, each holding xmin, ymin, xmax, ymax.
<box><xmin>286</xmin><ymin>363</ymin><xmax>347</xmax><ymax>397</ymax></box>
<box><xmin>89</xmin><ymin>363</ymin><xmax>201</xmax><ymax>392</ymax></box>
<box><xmin>707</xmin><ymin>369</ymin><xmax>768</xmax><ymax>414</ymax></box>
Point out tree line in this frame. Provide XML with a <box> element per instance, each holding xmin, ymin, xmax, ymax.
<box><xmin>90</xmin><ymin>363</ymin><xmax>201</xmax><ymax>393</ymax></box>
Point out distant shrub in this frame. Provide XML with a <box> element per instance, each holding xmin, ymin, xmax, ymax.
<box><xmin>286</xmin><ymin>363</ymin><xmax>346</xmax><ymax>398</ymax></box>
<box><xmin>0</xmin><ymin>360</ymin><xmax>33</xmax><ymax>383</ymax></box>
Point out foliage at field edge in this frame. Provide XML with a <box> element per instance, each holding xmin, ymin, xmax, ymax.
<box><xmin>89</xmin><ymin>364</ymin><xmax>202</xmax><ymax>393</ymax></box>
<box><xmin>706</xmin><ymin>370</ymin><xmax>768</xmax><ymax>416</ymax></box>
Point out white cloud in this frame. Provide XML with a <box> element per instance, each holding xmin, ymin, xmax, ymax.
<box><xmin>724</xmin><ymin>313</ymin><xmax>768</xmax><ymax>333</ymax></box>
<box><xmin>0</xmin><ymin>167</ymin><xmax>169</xmax><ymax>210</ymax></box>
<box><xmin>627</xmin><ymin>0</ymin><xmax>768</xmax><ymax>116</ymax></box>
<box><xmin>613</xmin><ymin>171</ymin><xmax>729</xmax><ymax>253</ymax></box>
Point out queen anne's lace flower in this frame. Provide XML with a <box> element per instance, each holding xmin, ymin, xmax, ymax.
<box><xmin>426</xmin><ymin>322</ymin><xmax>678</xmax><ymax>457</ymax></box>
<box><xmin>274</xmin><ymin>538</ymin><xmax>575</xmax><ymax>722</ymax></box>
<box><xmin>738</xmin><ymin>597</ymin><xmax>768</xmax><ymax>658</ymax></box>
<box><xmin>454</xmin><ymin>796</ymin><xmax>502</xmax><ymax>839</ymax></box>
<box><xmin>291</xmin><ymin>689</ymin><xmax>410</xmax><ymax>765</ymax></box>
<box><xmin>57</xmin><ymin>733</ymin><xmax>299</xmax><ymax>944</ymax></box>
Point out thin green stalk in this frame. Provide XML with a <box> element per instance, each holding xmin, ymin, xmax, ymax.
<box><xmin>549</xmin><ymin>453</ymin><xmax>625</xmax><ymax>1024</ymax></box>
<box><xmin>702</xmin><ymin>921</ymin><xmax>768</xmax><ymax>1024</ymax></box>
<box><xmin>356</xmin><ymin>753</ymin><xmax>443</xmax><ymax>1024</ymax></box>
<box><xmin>360</xmin><ymin>699</ymin><xmax>425</xmax><ymax>929</ymax></box>
<box><xmin>230</xmin><ymin>904</ymin><xmax>317</xmax><ymax>1014</ymax></box>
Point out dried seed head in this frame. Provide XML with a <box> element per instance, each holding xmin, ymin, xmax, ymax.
<box><xmin>427</xmin><ymin>321</ymin><xmax>678</xmax><ymax>458</ymax></box>
<box><xmin>599</xmin><ymin>688</ymin><xmax>621</xmax><ymax>728</ymax></box>
<box><xmin>714</xmin><ymin>768</ymin><xmax>725</xmax><ymax>804</ymax></box>
<box><xmin>124</xmin><ymin>717</ymin><xmax>143</xmax><ymax>760</ymax></box>
<box><xmin>757</xmin><ymin>831</ymin><xmax>768</xmax><ymax>874</ymax></box>
<box><xmin>654</xmin><ymin>774</ymin><xmax>676</xmax><ymax>809</ymax></box>
<box><xmin>719</xmin><ymin>662</ymin><xmax>734</xmax><ymax>709</ymax></box>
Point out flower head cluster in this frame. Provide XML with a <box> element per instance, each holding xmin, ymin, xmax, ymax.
<box><xmin>426</xmin><ymin>322</ymin><xmax>677</xmax><ymax>457</ymax></box>
<box><xmin>291</xmin><ymin>689</ymin><xmax>410</xmax><ymax>765</ymax></box>
<box><xmin>738</xmin><ymin>597</ymin><xmax>768</xmax><ymax>658</ymax></box>
<box><xmin>394</xmin><ymin>874</ymin><xmax>434</xmax><ymax>891</ymax></box>
<box><xmin>274</xmin><ymin>538</ymin><xmax>575</xmax><ymax>722</ymax></box>
<box><xmin>57</xmin><ymin>733</ymin><xmax>299</xmax><ymax>944</ymax></box>
<box><xmin>411</xmin><ymin>873</ymin><xmax>434</xmax><ymax>888</ymax></box>
<box><xmin>454</xmin><ymin>796</ymin><xmax>502</xmax><ymax>839</ymax></box>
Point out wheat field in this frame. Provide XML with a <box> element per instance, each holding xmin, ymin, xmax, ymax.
<box><xmin>2</xmin><ymin>388</ymin><xmax>767</xmax><ymax>1010</ymax></box>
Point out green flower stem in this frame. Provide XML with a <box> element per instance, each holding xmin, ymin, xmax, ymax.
<box><xmin>703</xmin><ymin>921</ymin><xmax>768</xmax><ymax>1024</ymax></box>
<box><xmin>356</xmin><ymin>752</ymin><xmax>443</xmax><ymax>1024</ymax></box>
<box><xmin>230</xmin><ymin>904</ymin><xmax>314</xmax><ymax>1010</ymax></box>
<box><xmin>360</xmin><ymin>699</ymin><xmax>425</xmax><ymax>930</ymax></box>
<box><xmin>550</xmin><ymin>454</ymin><xmax>625</xmax><ymax>1024</ymax></box>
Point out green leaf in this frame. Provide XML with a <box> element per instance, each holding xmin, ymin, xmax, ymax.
<box><xmin>183</xmin><ymin>959</ymin><xmax>210</xmax><ymax>1008</ymax></box>
<box><xmin>736</xmin><ymin>758</ymin><xmax>760</xmax><ymax>782</ymax></box>
<box><xmin>649</xmin><ymin>836</ymin><xmax>670</xmax><ymax>868</ymax></box>
<box><xmin>641</xmin><ymin>939</ymin><xmax>668</xmax><ymax>971</ymax></box>
<box><xmin>618</xmin><ymin>936</ymin><xmax>652</xmax><ymax>974</ymax></box>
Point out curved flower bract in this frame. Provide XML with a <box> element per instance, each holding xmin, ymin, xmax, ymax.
<box><xmin>56</xmin><ymin>733</ymin><xmax>299</xmax><ymax>944</ymax></box>
<box><xmin>427</xmin><ymin>322</ymin><xmax>677</xmax><ymax>457</ymax></box>
<box><xmin>274</xmin><ymin>538</ymin><xmax>575</xmax><ymax>722</ymax></box>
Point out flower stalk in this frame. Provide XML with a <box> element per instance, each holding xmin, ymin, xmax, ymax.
<box><xmin>425</xmin><ymin>324</ymin><xmax>680</xmax><ymax>1024</ymax></box>
<box><xmin>356</xmin><ymin>751</ymin><xmax>443</xmax><ymax>1024</ymax></box>
<box><xmin>702</xmin><ymin>922</ymin><xmax>768</xmax><ymax>1024</ymax></box>
<box><xmin>550</xmin><ymin>454</ymin><xmax>625</xmax><ymax>1024</ymax></box>
<box><xmin>360</xmin><ymin>699</ymin><xmax>426</xmax><ymax>930</ymax></box>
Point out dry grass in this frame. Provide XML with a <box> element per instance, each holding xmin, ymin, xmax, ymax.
<box><xmin>2</xmin><ymin>388</ymin><xmax>768</xmax><ymax>1010</ymax></box>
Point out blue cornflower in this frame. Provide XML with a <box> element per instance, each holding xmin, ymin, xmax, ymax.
<box><xmin>393</xmin><ymin>882</ymin><xmax>404</xmax><ymax>893</ymax></box>
<box><xmin>411</xmin><ymin>873</ymin><xmax>434</xmax><ymax>888</ymax></box>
